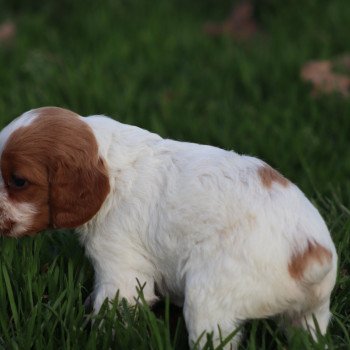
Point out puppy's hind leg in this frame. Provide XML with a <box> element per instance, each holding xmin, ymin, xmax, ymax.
<box><xmin>298</xmin><ymin>299</ymin><xmax>331</xmax><ymax>340</ymax></box>
<box><xmin>184</xmin><ymin>300</ymin><xmax>243</xmax><ymax>349</ymax></box>
<box><xmin>183</xmin><ymin>274</ymin><xmax>243</xmax><ymax>349</ymax></box>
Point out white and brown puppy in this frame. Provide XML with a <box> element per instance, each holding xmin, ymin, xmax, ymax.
<box><xmin>0</xmin><ymin>107</ymin><xmax>337</xmax><ymax>348</ymax></box>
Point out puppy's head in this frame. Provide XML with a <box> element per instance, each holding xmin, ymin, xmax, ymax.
<box><xmin>0</xmin><ymin>107</ymin><xmax>110</xmax><ymax>237</ymax></box>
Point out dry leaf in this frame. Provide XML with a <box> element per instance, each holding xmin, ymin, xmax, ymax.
<box><xmin>0</xmin><ymin>20</ymin><xmax>16</xmax><ymax>44</ymax></box>
<box><xmin>203</xmin><ymin>1</ymin><xmax>258</xmax><ymax>40</ymax></box>
<box><xmin>301</xmin><ymin>60</ymin><xmax>350</xmax><ymax>97</ymax></box>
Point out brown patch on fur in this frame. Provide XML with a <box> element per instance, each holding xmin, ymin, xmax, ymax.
<box><xmin>288</xmin><ymin>241</ymin><xmax>333</xmax><ymax>280</ymax></box>
<box><xmin>258</xmin><ymin>164</ymin><xmax>289</xmax><ymax>188</ymax></box>
<box><xmin>1</xmin><ymin>107</ymin><xmax>110</xmax><ymax>234</ymax></box>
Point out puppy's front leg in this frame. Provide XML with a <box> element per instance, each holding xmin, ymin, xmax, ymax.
<box><xmin>91</xmin><ymin>270</ymin><xmax>158</xmax><ymax>312</ymax></box>
<box><xmin>86</xmin><ymin>246</ymin><xmax>158</xmax><ymax>312</ymax></box>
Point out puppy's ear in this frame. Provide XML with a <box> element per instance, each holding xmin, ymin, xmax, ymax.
<box><xmin>15</xmin><ymin>106</ymin><xmax>111</xmax><ymax>228</ymax></box>
<box><xmin>49</xmin><ymin>157</ymin><xmax>110</xmax><ymax>228</ymax></box>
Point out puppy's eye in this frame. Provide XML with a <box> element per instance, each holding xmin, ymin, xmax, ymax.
<box><xmin>9</xmin><ymin>175</ymin><xmax>28</xmax><ymax>189</ymax></box>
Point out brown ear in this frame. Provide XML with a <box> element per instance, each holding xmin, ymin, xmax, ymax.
<box><xmin>49</xmin><ymin>157</ymin><xmax>110</xmax><ymax>228</ymax></box>
<box><xmin>6</xmin><ymin>106</ymin><xmax>111</xmax><ymax>229</ymax></box>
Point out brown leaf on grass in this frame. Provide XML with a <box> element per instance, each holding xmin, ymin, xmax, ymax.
<box><xmin>301</xmin><ymin>60</ymin><xmax>350</xmax><ymax>97</ymax></box>
<box><xmin>203</xmin><ymin>1</ymin><xmax>258</xmax><ymax>40</ymax></box>
<box><xmin>0</xmin><ymin>20</ymin><xmax>16</xmax><ymax>44</ymax></box>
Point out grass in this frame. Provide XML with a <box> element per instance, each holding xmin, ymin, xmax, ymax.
<box><xmin>0</xmin><ymin>0</ymin><xmax>349</xmax><ymax>348</ymax></box>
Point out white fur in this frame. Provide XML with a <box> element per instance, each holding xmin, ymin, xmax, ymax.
<box><xmin>0</xmin><ymin>110</ymin><xmax>38</xmax><ymax>154</ymax></box>
<box><xmin>0</xmin><ymin>191</ymin><xmax>36</xmax><ymax>236</ymax></box>
<box><xmin>0</xmin><ymin>112</ymin><xmax>337</xmax><ymax>348</ymax></box>
<box><xmin>78</xmin><ymin>115</ymin><xmax>337</xmax><ymax>348</ymax></box>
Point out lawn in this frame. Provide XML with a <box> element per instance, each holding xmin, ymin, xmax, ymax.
<box><xmin>0</xmin><ymin>0</ymin><xmax>349</xmax><ymax>349</ymax></box>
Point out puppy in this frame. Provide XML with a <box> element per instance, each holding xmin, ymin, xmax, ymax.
<box><xmin>0</xmin><ymin>107</ymin><xmax>337</xmax><ymax>348</ymax></box>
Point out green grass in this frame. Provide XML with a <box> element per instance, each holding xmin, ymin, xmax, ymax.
<box><xmin>0</xmin><ymin>0</ymin><xmax>349</xmax><ymax>348</ymax></box>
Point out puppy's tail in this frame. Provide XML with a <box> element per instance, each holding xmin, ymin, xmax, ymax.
<box><xmin>288</xmin><ymin>240</ymin><xmax>334</xmax><ymax>284</ymax></box>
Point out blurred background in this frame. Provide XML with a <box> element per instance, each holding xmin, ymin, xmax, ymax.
<box><xmin>0</xmin><ymin>0</ymin><xmax>349</xmax><ymax>348</ymax></box>
<box><xmin>0</xmin><ymin>0</ymin><xmax>349</xmax><ymax>196</ymax></box>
